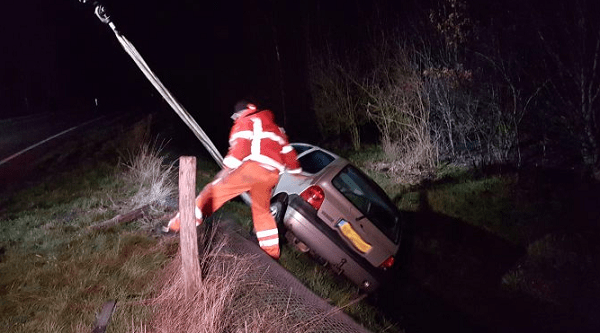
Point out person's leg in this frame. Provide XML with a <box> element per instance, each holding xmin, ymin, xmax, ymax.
<box><xmin>166</xmin><ymin>164</ymin><xmax>253</xmax><ymax>232</ymax></box>
<box><xmin>247</xmin><ymin>164</ymin><xmax>281</xmax><ymax>259</ymax></box>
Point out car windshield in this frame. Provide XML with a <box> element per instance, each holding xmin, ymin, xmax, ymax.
<box><xmin>331</xmin><ymin>165</ymin><xmax>401</xmax><ymax>243</ymax></box>
<box><xmin>297</xmin><ymin>150</ymin><xmax>336</xmax><ymax>174</ymax></box>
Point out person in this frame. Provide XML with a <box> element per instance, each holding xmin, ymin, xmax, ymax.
<box><xmin>163</xmin><ymin>100</ymin><xmax>302</xmax><ymax>260</ymax></box>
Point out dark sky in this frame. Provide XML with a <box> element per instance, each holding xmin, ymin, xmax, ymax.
<box><xmin>1</xmin><ymin>1</ymin><xmax>312</xmax><ymax>133</ymax></box>
<box><xmin>3</xmin><ymin>0</ymin><xmax>594</xmax><ymax>144</ymax></box>
<box><xmin>0</xmin><ymin>1</ymin><xmax>474</xmax><ymax>121</ymax></box>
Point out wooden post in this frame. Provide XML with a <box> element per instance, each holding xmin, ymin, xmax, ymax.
<box><xmin>178</xmin><ymin>156</ymin><xmax>202</xmax><ymax>298</ymax></box>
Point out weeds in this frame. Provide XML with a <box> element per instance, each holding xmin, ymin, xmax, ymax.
<box><xmin>10</xmin><ymin>122</ymin><xmax>596</xmax><ymax>332</ymax></box>
<box><xmin>150</xmin><ymin>229</ymin><xmax>278</xmax><ymax>332</ymax></box>
<box><xmin>119</xmin><ymin>141</ymin><xmax>176</xmax><ymax>211</ymax></box>
<box><xmin>0</xmin><ymin>134</ymin><xmax>393</xmax><ymax>333</ymax></box>
<box><xmin>0</xmin><ymin>134</ymin><xmax>177</xmax><ymax>332</ymax></box>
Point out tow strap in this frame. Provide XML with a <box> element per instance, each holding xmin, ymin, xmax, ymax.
<box><xmin>78</xmin><ymin>0</ymin><xmax>224</xmax><ymax>168</ymax></box>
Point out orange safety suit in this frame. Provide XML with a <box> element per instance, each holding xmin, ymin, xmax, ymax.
<box><xmin>167</xmin><ymin>103</ymin><xmax>301</xmax><ymax>260</ymax></box>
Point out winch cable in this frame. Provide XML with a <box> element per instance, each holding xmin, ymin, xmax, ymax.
<box><xmin>80</xmin><ymin>0</ymin><xmax>224</xmax><ymax>168</ymax></box>
<box><xmin>79</xmin><ymin>1</ymin><xmax>252</xmax><ymax>204</ymax></box>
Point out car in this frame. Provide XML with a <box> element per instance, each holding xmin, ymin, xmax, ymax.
<box><xmin>270</xmin><ymin>143</ymin><xmax>403</xmax><ymax>292</ymax></box>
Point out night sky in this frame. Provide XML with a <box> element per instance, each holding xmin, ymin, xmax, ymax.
<box><xmin>1</xmin><ymin>0</ymin><xmax>317</xmax><ymax>141</ymax></box>
<box><xmin>0</xmin><ymin>1</ymin><xmax>421</xmax><ymax>137</ymax></box>
<box><xmin>2</xmin><ymin>0</ymin><xmax>597</xmax><ymax>148</ymax></box>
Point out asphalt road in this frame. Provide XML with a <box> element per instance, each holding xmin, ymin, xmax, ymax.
<box><xmin>0</xmin><ymin>112</ymin><xmax>136</xmax><ymax>193</ymax></box>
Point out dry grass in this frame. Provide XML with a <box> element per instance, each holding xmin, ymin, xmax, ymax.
<box><xmin>147</xmin><ymin>228</ymin><xmax>326</xmax><ymax>333</ymax></box>
<box><xmin>120</xmin><ymin>141</ymin><xmax>176</xmax><ymax>211</ymax></box>
<box><xmin>367</xmin><ymin>142</ymin><xmax>437</xmax><ymax>184</ymax></box>
<box><xmin>1</xmin><ymin>130</ymin><xmax>390</xmax><ymax>333</ymax></box>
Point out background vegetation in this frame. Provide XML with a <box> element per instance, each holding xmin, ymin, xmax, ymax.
<box><xmin>306</xmin><ymin>0</ymin><xmax>599</xmax><ymax>182</ymax></box>
<box><xmin>1</xmin><ymin>111</ymin><xmax>598</xmax><ymax>332</ymax></box>
<box><xmin>1</xmin><ymin>0</ymin><xmax>599</xmax><ymax>331</ymax></box>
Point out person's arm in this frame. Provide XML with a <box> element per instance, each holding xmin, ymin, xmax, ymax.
<box><xmin>279</xmin><ymin>130</ymin><xmax>302</xmax><ymax>173</ymax></box>
<box><xmin>223</xmin><ymin>120</ymin><xmax>251</xmax><ymax>169</ymax></box>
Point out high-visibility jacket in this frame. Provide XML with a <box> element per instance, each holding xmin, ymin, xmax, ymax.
<box><xmin>223</xmin><ymin>108</ymin><xmax>302</xmax><ymax>174</ymax></box>
<box><xmin>166</xmin><ymin>106</ymin><xmax>301</xmax><ymax>260</ymax></box>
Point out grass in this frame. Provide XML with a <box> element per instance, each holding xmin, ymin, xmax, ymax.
<box><xmin>0</xmin><ymin>120</ymin><xmax>179</xmax><ymax>332</ymax></box>
<box><xmin>278</xmin><ymin>246</ymin><xmax>402</xmax><ymax>333</ymax></box>
<box><xmin>3</xmin><ymin>119</ymin><xmax>598</xmax><ymax>332</ymax></box>
<box><xmin>345</xmin><ymin>145</ymin><xmax>600</xmax><ymax>331</ymax></box>
<box><xmin>0</xmin><ymin>120</ymin><xmax>399</xmax><ymax>333</ymax></box>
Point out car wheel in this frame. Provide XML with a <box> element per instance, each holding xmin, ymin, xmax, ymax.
<box><xmin>270</xmin><ymin>196</ymin><xmax>287</xmax><ymax>226</ymax></box>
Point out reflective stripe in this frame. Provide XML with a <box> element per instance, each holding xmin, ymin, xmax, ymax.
<box><xmin>195</xmin><ymin>207</ymin><xmax>203</xmax><ymax>220</ymax></box>
<box><xmin>230</xmin><ymin>117</ymin><xmax>289</xmax><ymax>172</ymax></box>
<box><xmin>256</xmin><ymin>228</ymin><xmax>278</xmax><ymax>238</ymax></box>
<box><xmin>223</xmin><ymin>156</ymin><xmax>242</xmax><ymax>169</ymax></box>
<box><xmin>251</xmin><ymin>118</ymin><xmax>262</xmax><ymax>156</ymax></box>
<box><xmin>259</xmin><ymin>164</ymin><xmax>277</xmax><ymax>171</ymax></box>
<box><xmin>286</xmin><ymin>168</ymin><xmax>302</xmax><ymax>174</ymax></box>
<box><xmin>259</xmin><ymin>238</ymin><xmax>279</xmax><ymax>247</ymax></box>
<box><xmin>261</xmin><ymin>131</ymin><xmax>286</xmax><ymax>145</ymax></box>
<box><xmin>243</xmin><ymin>154</ymin><xmax>285</xmax><ymax>172</ymax></box>
<box><xmin>230</xmin><ymin>130</ymin><xmax>253</xmax><ymax>143</ymax></box>
<box><xmin>281</xmin><ymin>145</ymin><xmax>294</xmax><ymax>153</ymax></box>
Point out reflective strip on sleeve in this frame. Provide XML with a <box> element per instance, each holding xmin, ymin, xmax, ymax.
<box><xmin>259</xmin><ymin>238</ymin><xmax>280</xmax><ymax>247</ymax></box>
<box><xmin>281</xmin><ymin>145</ymin><xmax>294</xmax><ymax>153</ymax></box>
<box><xmin>286</xmin><ymin>168</ymin><xmax>302</xmax><ymax>174</ymax></box>
<box><xmin>256</xmin><ymin>228</ymin><xmax>278</xmax><ymax>238</ymax></box>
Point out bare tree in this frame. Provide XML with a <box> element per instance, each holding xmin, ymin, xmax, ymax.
<box><xmin>361</xmin><ymin>41</ymin><xmax>437</xmax><ymax>175</ymax></box>
<box><xmin>308</xmin><ymin>46</ymin><xmax>366</xmax><ymax>150</ymax></box>
<box><xmin>539</xmin><ymin>0</ymin><xmax>600</xmax><ymax>176</ymax></box>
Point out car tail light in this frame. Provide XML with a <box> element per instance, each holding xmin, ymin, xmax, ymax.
<box><xmin>300</xmin><ymin>185</ymin><xmax>325</xmax><ymax>210</ymax></box>
<box><xmin>379</xmin><ymin>256</ymin><xmax>395</xmax><ymax>269</ymax></box>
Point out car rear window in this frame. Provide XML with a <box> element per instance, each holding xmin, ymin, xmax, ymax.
<box><xmin>297</xmin><ymin>150</ymin><xmax>336</xmax><ymax>174</ymax></box>
<box><xmin>331</xmin><ymin>165</ymin><xmax>401</xmax><ymax>243</ymax></box>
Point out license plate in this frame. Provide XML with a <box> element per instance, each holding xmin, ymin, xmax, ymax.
<box><xmin>337</xmin><ymin>220</ymin><xmax>372</xmax><ymax>253</ymax></box>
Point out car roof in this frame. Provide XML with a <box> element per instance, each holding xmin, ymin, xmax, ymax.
<box><xmin>291</xmin><ymin>143</ymin><xmax>340</xmax><ymax>159</ymax></box>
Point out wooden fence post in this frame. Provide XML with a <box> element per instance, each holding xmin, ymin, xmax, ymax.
<box><xmin>178</xmin><ymin>156</ymin><xmax>202</xmax><ymax>298</ymax></box>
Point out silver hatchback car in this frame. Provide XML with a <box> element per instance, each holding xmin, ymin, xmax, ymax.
<box><xmin>270</xmin><ymin>143</ymin><xmax>403</xmax><ymax>292</ymax></box>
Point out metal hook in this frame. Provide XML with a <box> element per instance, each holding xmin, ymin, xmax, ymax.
<box><xmin>94</xmin><ymin>5</ymin><xmax>111</xmax><ymax>24</ymax></box>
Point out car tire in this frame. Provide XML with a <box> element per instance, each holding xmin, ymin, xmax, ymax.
<box><xmin>270</xmin><ymin>196</ymin><xmax>287</xmax><ymax>226</ymax></box>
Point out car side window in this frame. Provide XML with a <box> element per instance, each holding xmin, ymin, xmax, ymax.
<box><xmin>297</xmin><ymin>151</ymin><xmax>336</xmax><ymax>174</ymax></box>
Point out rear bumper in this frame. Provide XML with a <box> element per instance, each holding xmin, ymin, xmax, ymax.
<box><xmin>284</xmin><ymin>195</ymin><xmax>388</xmax><ymax>292</ymax></box>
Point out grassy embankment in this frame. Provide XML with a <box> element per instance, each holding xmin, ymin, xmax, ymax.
<box><xmin>1</xmin><ymin>122</ymin><xmax>598</xmax><ymax>332</ymax></box>
<box><xmin>0</xmin><ymin>121</ymin><xmax>395</xmax><ymax>332</ymax></box>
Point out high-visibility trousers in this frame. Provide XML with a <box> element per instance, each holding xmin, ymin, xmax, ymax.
<box><xmin>171</xmin><ymin>161</ymin><xmax>281</xmax><ymax>259</ymax></box>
